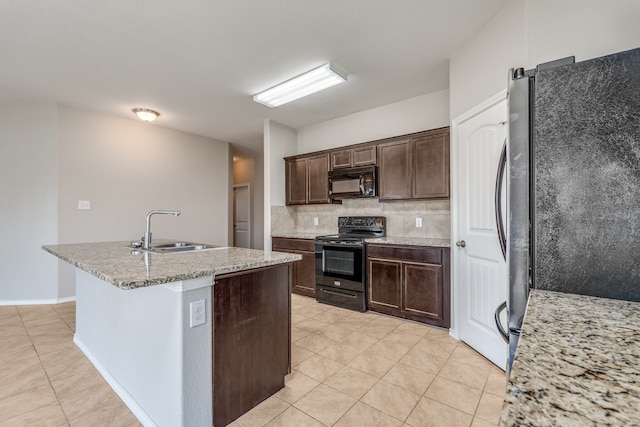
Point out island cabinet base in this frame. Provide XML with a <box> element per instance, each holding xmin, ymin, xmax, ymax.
<box><xmin>212</xmin><ymin>264</ymin><xmax>292</xmax><ymax>427</ymax></box>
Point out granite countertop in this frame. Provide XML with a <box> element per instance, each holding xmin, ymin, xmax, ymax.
<box><xmin>365</xmin><ymin>236</ymin><xmax>451</xmax><ymax>248</ymax></box>
<box><xmin>43</xmin><ymin>241</ymin><xmax>301</xmax><ymax>290</ymax></box>
<box><xmin>501</xmin><ymin>289</ymin><xmax>640</xmax><ymax>426</ymax></box>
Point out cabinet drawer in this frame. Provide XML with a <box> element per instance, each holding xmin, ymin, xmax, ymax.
<box><xmin>272</xmin><ymin>237</ymin><xmax>315</xmax><ymax>252</ymax></box>
<box><xmin>366</xmin><ymin>244</ymin><xmax>442</xmax><ymax>265</ymax></box>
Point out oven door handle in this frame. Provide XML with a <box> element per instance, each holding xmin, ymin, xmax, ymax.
<box><xmin>316</xmin><ymin>242</ymin><xmax>363</xmax><ymax>249</ymax></box>
<box><xmin>320</xmin><ymin>288</ymin><xmax>357</xmax><ymax>299</ymax></box>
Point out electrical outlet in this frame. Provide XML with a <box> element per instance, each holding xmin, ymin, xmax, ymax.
<box><xmin>416</xmin><ymin>217</ymin><xmax>423</xmax><ymax>228</ymax></box>
<box><xmin>190</xmin><ymin>299</ymin><xmax>206</xmax><ymax>328</ymax></box>
<box><xmin>313</xmin><ymin>217</ymin><xmax>319</xmax><ymax>226</ymax></box>
<box><xmin>78</xmin><ymin>200</ymin><xmax>91</xmax><ymax>210</ymax></box>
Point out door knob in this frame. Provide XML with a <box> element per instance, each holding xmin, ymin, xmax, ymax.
<box><xmin>456</xmin><ymin>240</ymin><xmax>466</xmax><ymax>248</ymax></box>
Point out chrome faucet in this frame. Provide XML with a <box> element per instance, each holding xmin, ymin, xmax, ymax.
<box><xmin>143</xmin><ymin>210</ymin><xmax>181</xmax><ymax>250</ymax></box>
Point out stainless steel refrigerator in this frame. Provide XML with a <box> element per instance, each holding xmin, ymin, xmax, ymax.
<box><xmin>497</xmin><ymin>47</ymin><xmax>640</xmax><ymax>371</ymax></box>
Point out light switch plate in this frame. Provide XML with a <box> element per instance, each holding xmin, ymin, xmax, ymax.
<box><xmin>314</xmin><ymin>217</ymin><xmax>319</xmax><ymax>226</ymax></box>
<box><xmin>416</xmin><ymin>217</ymin><xmax>423</xmax><ymax>228</ymax></box>
<box><xmin>78</xmin><ymin>200</ymin><xmax>91</xmax><ymax>210</ymax></box>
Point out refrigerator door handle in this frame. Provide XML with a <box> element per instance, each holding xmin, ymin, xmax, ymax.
<box><xmin>494</xmin><ymin>301</ymin><xmax>509</xmax><ymax>343</ymax></box>
<box><xmin>495</xmin><ymin>140</ymin><xmax>507</xmax><ymax>261</ymax></box>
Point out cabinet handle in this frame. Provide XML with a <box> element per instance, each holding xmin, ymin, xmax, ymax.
<box><xmin>456</xmin><ymin>240</ymin><xmax>466</xmax><ymax>248</ymax></box>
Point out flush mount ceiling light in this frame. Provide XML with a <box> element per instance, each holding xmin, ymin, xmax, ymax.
<box><xmin>132</xmin><ymin>108</ymin><xmax>160</xmax><ymax>122</ymax></box>
<box><xmin>253</xmin><ymin>63</ymin><xmax>347</xmax><ymax>108</ymax></box>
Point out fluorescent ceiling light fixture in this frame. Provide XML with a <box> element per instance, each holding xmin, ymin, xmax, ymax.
<box><xmin>132</xmin><ymin>108</ymin><xmax>160</xmax><ymax>122</ymax></box>
<box><xmin>253</xmin><ymin>63</ymin><xmax>347</xmax><ymax>108</ymax></box>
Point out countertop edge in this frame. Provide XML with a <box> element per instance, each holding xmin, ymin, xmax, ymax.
<box><xmin>43</xmin><ymin>244</ymin><xmax>301</xmax><ymax>290</ymax></box>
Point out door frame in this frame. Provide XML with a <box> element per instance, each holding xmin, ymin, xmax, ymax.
<box><xmin>450</xmin><ymin>90</ymin><xmax>507</xmax><ymax>340</ymax></box>
<box><xmin>233</xmin><ymin>183</ymin><xmax>251</xmax><ymax>248</ymax></box>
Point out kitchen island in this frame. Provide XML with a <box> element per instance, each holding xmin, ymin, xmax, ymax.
<box><xmin>500</xmin><ymin>290</ymin><xmax>640</xmax><ymax>426</ymax></box>
<box><xmin>43</xmin><ymin>241</ymin><xmax>301</xmax><ymax>427</ymax></box>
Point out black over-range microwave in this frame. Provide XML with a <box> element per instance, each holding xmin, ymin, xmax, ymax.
<box><xmin>328</xmin><ymin>166</ymin><xmax>377</xmax><ymax>200</ymax></box>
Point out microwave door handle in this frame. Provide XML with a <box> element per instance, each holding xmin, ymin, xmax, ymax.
<box><xmin>359</xmin><ymin>175</ymin><xmax>365</xmax><ymax>194</ymax></box>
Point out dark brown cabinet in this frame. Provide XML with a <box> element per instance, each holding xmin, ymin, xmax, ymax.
<box><xmin>378</xmin><ymin>139</ymin><xmax>413</xmax><ymax>199</ymax></box>
<box><xmin>286</xmin><ymin>158</ymin><xmax>307</xmax><ymax>205</ymax></box>
<box><xmin>285</xmin><ymin>154</ymin><xmax>329</xmax><ymax>205</ymax></box>
<box><xmin>378</xmin><ymin>128</ymin><xmax>450</xmax><ymax>201</ymax></box>
<box><xmin>213</xmin><ymin>264</ymin><xmax>291</xmax><ymax>427</ymax></box>
<box><xmin>272</xmin><ymin>237</ymin><xmax>316</xmax><ymax>297</ymax></box>
<box><xmin>330</xmin><ymin>145</ymin><xmax>377</xmax><ymax>170</ymax></box>
<box><xmin>367</xmin><ymin>244</ymin><xmax>450</xmax><ymax>328</ymax></box>
<box><xmin>413</xmin><ymin>132</ymin><xmax>450</xmax><ymax>199</ymax></box>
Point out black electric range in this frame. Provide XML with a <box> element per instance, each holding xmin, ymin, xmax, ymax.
<box><xmin>314</xmin><ymin>216</ymin><xmax>385</xmax><ymax>311</ymax></box>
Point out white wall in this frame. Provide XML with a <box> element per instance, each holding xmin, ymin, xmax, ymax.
<box><xmin>263</xmin><ymin>120</ymin><xmax>297</xmax><ymax>250</ymax></box>
<box><xmin>1</xmin><ymin>102</ymin><xmax>231</xmax><ymax>303</ymax></box>
<box><xmin>450</xmin><ymin>0</ymin><xmax>640</xmax><ymax>120</ymax></box>
<box><xmin>58</xmin><ymin>106</ymin><xmax>230</xmax><ymax>246</ymax></box>
<box><xmin>297</xmin><ymin>90</ymin><xmax>450</xmax><ymax>153</ymax></box>
<box><xmin>449</xmin><ymin>0</ymin><xmax>526</xmax><ymax>120</ymax></box>
<box><xmin>526</xmin><ymin>0</ymin><xmax>640</xmax><ymax>68</ymax></box>
<box><xmin>0</xmin><ymin>101</ymin><xmax>59</xmax><ymax>302</ymax></box>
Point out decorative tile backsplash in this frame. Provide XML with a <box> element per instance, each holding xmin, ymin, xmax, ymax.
<box><xmin>272</xmin><ymin>199</ymin><xmax>450</xmax><ymax>239</ymax></box>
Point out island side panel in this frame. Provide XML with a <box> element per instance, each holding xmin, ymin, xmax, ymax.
<box><xmin>74</xmin><ymin>269</ymin><xmax>214</xmax><ymax>427</ymax></box>
<box><xmin>212</xmin><ymin>263</ymin><xmax>292</xmax><ymax>427</ymax></box>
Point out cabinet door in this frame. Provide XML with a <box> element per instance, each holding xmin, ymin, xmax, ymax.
<box><xmin>402</xmin><ymin>262</ymin><xmax>446</xmax><ymax>325</ymax></box>
<box><xmin>293</xmin><ymin>251</ymin><xmax>316</xmax><ymax>297</ymax></box>
<box><xmin>413</xmin><ymin>132</ymin><xmax>450</xmax><ymax>199</ymax></box>
<box><xmin>286</xmin><ymin>158</ymin><xmax>307</xmax><ymax>205</ymax></box>
<box><xmin>378</xmin><ymin>139</ymin><xmax>412</xmax><ymax>200</ymax></box>
<box><xmin>330</xmin><ymin>150</ymin><xmax>352</xmax><ymax>170</ymax></box>
<box><xmin>307</xmin><ymin>154</ymin><xmax>329</xmax><ymax>204</ymax></box>
<box><xmin>368</xmin><ymin>258</ymin><xmax>402</xmax><ymax>314</ymax></box>
<box><xmin>352</xmin><ymin>146</ymin><xmax>377</xmax><ymax>166</ymax></box>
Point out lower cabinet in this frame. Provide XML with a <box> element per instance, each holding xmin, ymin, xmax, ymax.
<box><xmin>367</xmin><ymin>244</ymin><xmax>450</xmax><ymax>328</ymax></box>
<box><xmin>272</xmin><ymin>237</ymin><xmax>316</xmax><ymax>297</ymax></box>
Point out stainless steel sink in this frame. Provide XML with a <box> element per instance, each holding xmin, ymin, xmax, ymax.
<box><xmin>128</xmin><ymin>241</ymin><xmax>217</xmax><ymax>254</ymax></box>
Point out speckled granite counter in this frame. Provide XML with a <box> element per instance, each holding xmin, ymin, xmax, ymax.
<box><xmin>501</xmin><ymin>290</ymin><xmax>640</xmax><ymax>426</ymax></box>
<box><xmin>43</xmin><ymin>241</ymin><xmax>301</xmax><ymax>290</ymax></box>
<box><xmin>365</xmin><ymin>236</ymin><xmax>451</xmax><ymax>247</ymax></box>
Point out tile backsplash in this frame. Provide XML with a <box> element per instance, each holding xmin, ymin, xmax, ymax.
<box><xmin>272</xmin><ymin>198</ymin><xmax>450</xmax><ymax>239</ymax></box>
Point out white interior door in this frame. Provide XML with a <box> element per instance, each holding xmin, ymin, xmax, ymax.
<box><xmin>454</xmin><ymin>95</ymin><xmax>508</xmax><ymax>369</ymax></box>
<box><xmin>233</xmin><ymin>184</ymin><xmax>250</xmax><ymax>248</ymax></box>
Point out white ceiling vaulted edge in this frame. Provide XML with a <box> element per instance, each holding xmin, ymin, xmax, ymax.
<box><xmin>0</xmin><ymin>0</ymin><xmax>507</xmax><ymax>150</ymax></box>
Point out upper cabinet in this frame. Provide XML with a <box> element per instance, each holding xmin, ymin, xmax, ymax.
<box><xmin>378</xmin><ymin>128</ymin><xmax>450</xmax><ymax>201</ymax></box>
<box><xmin>330</xmin><ymin>146</ymin><xmax>377</xmax><ymax>170</ymax></box>
<box><xmin>285</xmin><ymin>153</ymin><xmax>329</xmax><ymax>205</ymax></box>
<box><xmin>378</xmin><ymin>139</ymin><xmax>413</xmax><ymax>200</ymax></box>
<box><xmin>284</xmin><ymin>126</ymin><xmax>449</xmax><ymax>205</ymax></box>
<box><xmin>413</xmin><ymin>131</ymin><xmax>450</xmax><ymax>199</ymax></box>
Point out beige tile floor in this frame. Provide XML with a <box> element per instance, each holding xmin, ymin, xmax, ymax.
<box><xmin>0</xmin><ymin>295</ymin><xmax>506</xmax><ymax>427</ymax></box>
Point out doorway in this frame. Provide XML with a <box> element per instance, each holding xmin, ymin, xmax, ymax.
<box><xmin>233</xmin><ymin>184</ymin><xmax>251</xmax><ymax>248</ymax></box>
<box><xmin>451</xmin><ymin>91</ymin><xmax>508</xmax><ymax>369</ymax></box>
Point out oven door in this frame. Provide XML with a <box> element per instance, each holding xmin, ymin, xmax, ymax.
<box><xmin>315</xmin><ymin>241</ymin><xmax>366</xmax><ymax>312</ymax></box>
<box><xmin>314</xmin><ymin>242</ymin><xmax>363</xmax><ymax>292</ymax></box>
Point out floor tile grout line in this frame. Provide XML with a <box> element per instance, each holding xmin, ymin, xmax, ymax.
<box><xmin>294</xmin><ymin>296</ymin><xmax>504</xmax><ymax>425</ymax></box>
<box><xmin>7</xmin><ymin>304</ymin><xmax>74</xmax><ymax>426</ymax></box>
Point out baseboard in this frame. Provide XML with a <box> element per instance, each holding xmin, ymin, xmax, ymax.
<box><xmin>0</xmin><ymin>296</ymin><xmax>77</xmax><ymax>306</ymax></box>
<box><xmin>73</xmin><ymin>335</ymin><xmax>157</xmax><ymax>427</ymax></box>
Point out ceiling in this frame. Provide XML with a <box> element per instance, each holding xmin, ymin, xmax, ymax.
<box><xmin>1</xmin><ymin>0</ymin><xmax>506</xmax><ymax>152</ymax></box>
